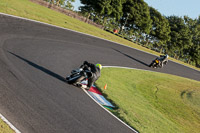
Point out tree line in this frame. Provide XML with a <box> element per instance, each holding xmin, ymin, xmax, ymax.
<box><xmin>79</xmin><ymin>0</ymin><xmax>200</xmax><ymax>67</ymax></box>
<box><xmin>43</xmin><ymin>0</ymin><xmax>200</xmax><ymax>67</ymax></box>
<box><xmin>44</xmin><ymin>0</ymin><xmax>75</xmax><ymax>10</ymax></box>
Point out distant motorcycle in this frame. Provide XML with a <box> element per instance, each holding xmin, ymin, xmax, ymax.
<box><xmin>66</xmin><ymin>68</ymin><xmax>92</xmax><ymax>86</ymax></box>
<box><xmin>149</xmin><ymin>55</ymin><xmax>169</xmax><ymax>68</ymax></box>
<box><xmin>149</xmin><ymin>58</ymin><xmax>162</xmax><ymax>68</ymax></box>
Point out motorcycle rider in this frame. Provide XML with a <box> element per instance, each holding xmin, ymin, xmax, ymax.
<box><xmin>158</xmin><ymin>54</ymin><xmax>169</xmax><ymax>67</ymax></box>
<box><xmin>80</xmin><ymin>61</ymin><xmax>102</xmax><ymax>90</ymax></box>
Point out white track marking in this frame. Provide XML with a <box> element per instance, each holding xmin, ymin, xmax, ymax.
<box><xmin>0</xmin><ymin>113</ymin><xmax>21</xmax><ymax>133</ymax></box>
<box><xmin>82</xmin><ymin>88</ymin><xmax>139</xmax><ymax>133</ymax></box>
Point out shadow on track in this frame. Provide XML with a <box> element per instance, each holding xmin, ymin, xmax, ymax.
<box><xmin>8</xmin><ymin>51</ymin><xmax>67</xmax><ymax>83</ymax></box>
<box><xmin>113</xmin><ymin>49</ymin><xmax>149</xmax><ymax>67</ymax></box>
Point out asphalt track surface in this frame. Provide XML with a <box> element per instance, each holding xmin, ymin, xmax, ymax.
<box><xmin>0</xmin><ymin>14</ymin><xmax>199</xmax><ymax>133</ymax></box>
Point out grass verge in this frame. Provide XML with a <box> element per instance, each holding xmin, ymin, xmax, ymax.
<box><xmin>0</xmin><ymin>118</ymin><xmax>14</xmax><ymax>133</ymax></box>
<box><xmin>96</xmin><ymin>68</ymin><xmax>200</xmax><ymax>133</ymax></box>
<box><xmin>0</xmin><ymin>0</ymin><xmax>199</xmax><ymax>71</ymax></box>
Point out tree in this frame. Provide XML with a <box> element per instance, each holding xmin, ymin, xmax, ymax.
<box><xmin>65</xmin><ymin>0</ymin><xmax>75</xmax><ymax>10</ymax></box>
<box><xmin>149</xmin><ymin>7</ymin><xmax>171</xmax><ymax>53</ymax></box>
<box><xmin>96</xmin><ymin>0</ymin><xmax>113</xmax><ymax>25</ymax></box>
<box><xmin>187</xmin><ymin>16</ymin><xmax>200</xmax><ymax>67</ymax></box>
<box><xmin>80</xmin><ymin>0</ymin><xmax>123</xmax><ymax>26</ymax></box>
<box><xmin>182</xmin><ymin>16</ymin><xmax>197</xmax><ymax>64</ymax></box>
<box><xmin>79</xmin><ymin>0</ymin><xmax>99</xmax><ymax>22</ymax></box>
<box><xmin>110</xmin><ymin>0</ymin><xmax>124</xmax><ymax>20</ymax></box>
<box><xmin>166</xmin><ymin>16</ymin><xmax>192</xmax><ymax>59</ymax></box>
<box><xmin>121</xmin><ymin>0</ymin><xmax>152</xmax><ymax>45</ymax></box>
<box><xmin>44</xmin><ymin>0</ymin><xmax>74</xmax><ymax>9</ymax></box>
<box><xmin>122</xmin><ymin>0</ymin><xmax>152</xmax><ymax>33</ymax></box>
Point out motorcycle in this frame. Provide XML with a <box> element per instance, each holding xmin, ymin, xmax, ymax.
<box><xmin>149</xmin><ymin>58</ymin><xmax>162</xmax><ymax>68</ymax></box>
<box><xmin>66</xmin><ymin>68</ymin><xmax>92</xmax><ymax>86</ymax></box>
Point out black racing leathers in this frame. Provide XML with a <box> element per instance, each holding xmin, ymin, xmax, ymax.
<box><xmin>80</xmin><ymin>61</ymin><xmax>101</xmax><ymax>89</ymax></box>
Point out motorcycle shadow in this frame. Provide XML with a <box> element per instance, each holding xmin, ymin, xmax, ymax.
<box><xmin>113</xmin><ymin>49</ymin><xmax>150</xmax><ymax>67</ymax></box>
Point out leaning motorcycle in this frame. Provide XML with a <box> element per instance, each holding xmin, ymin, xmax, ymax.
<box><xmin>66</xmin><ymin>68</ymin><xmax>92</xmax><ymax>86</ymax></box>
<box><xmin>149</xmin><ymin>58</ymin><xmax>162</xmax><ymax>68</ymax></box>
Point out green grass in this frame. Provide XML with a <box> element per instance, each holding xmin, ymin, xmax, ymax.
<box><xmin>96</xmin><ymin>68</ymin><xmax>200</xmax><ymax>133</ymax></box>
<box><xmin>0</xmin><ymin>0</ymin><xmax>199</xmax><ymax>71</ymax></box>
<box><xmin>0</xmin><ymin>118</ymin><xmax>14</xmax><ymax>133</ymax></box>
<box><xmin>0</xmin><ymin>1</ymin><xmax>200</xmax><ymax>132</ymax></box>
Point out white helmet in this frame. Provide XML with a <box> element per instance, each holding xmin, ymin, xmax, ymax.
<box><xmin>165</xmin><ymin>54</ymin><xmax>169</xmax><ymax>58</ymax></box>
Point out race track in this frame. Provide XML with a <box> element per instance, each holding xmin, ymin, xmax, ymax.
<box><xmin>0</xmin><ymin>13</ymin><xmax>199</xmax><ymax>133</ymax></box>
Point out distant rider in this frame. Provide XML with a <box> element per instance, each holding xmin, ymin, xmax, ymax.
<box><xmin>157</xmin><ymin>54</ymin><xmax>169</xmax><ymax>67</ymax></box>
<box><xmin>80</xmin><ymin>61</ymin><xmax>102</xmax><ymax>90</ymax></box>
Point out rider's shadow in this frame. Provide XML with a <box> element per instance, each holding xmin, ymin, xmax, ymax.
<box><xmin>113</xmin><ymin>49</ymin><xmax>149</xmax><ymax>67</ymax></box>
<box><xmin>8</xmin><ymin>51</ymin><xmax>66</xmax><ymax>83</ymax></box>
